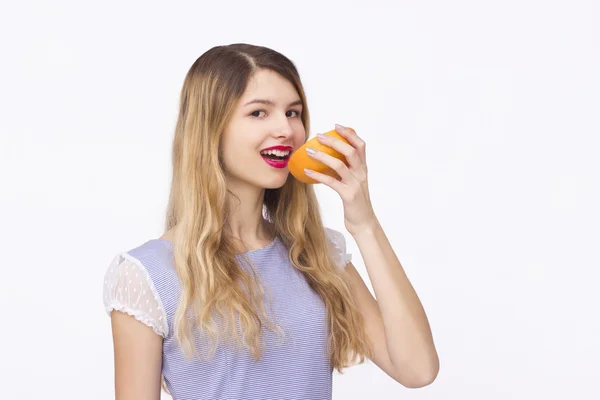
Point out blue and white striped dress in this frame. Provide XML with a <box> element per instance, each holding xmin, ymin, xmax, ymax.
<box><xmin>103</xmin><ymin>228</ymin><xmax>352</xmax><ymax>400</ymax></box>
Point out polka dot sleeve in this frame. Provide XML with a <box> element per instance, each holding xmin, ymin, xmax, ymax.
<box><xmin>325</xmin><ymin>227</ymin><xmax>352</xmax><ymax>271</ymax></box>
<box><xmin>102</xmin><ymin>253</ymin><xmax>169</xmax><ymax>338</ymax></box>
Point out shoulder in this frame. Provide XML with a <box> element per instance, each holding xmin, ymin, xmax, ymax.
<box><xmin>107</xmin><ymin>238</ymin><xmax>176</xmax><ymax>290</ymax></box>
<box><xmin>324</xmin><ymin>227</ymin><xmax>346</xmax><ymax>246</ymax></box>
<box><xmin>324</xmin><ymin>227</ymin><xmax>352</xmax><ymax>271</ymax></box>
<box><xmin>102</xmin><ymin>239</ymin><xmax>174</xmax><ymax>338</ymax></box>
<box><xmin>127</xmin><ymin>238</ymin><xmax>174</xmax><ymax>273</ymax></box>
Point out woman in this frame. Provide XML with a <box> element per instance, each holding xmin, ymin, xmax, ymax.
<box><xmin>103</xmin><ymin>43</ymin><xmax>439</xmax><ymax>399</ymax></box>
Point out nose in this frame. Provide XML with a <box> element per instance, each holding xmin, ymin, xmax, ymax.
<box><xmin>272</xmin><ymin>114</ymin><xmax>294</xmax><ymax>139</ymax></box>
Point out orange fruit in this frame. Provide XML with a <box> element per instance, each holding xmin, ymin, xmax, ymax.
<box><xmin>288</xmin><ymin>128</ymin><xmax>351</xmax><ymax>184</ymax></box>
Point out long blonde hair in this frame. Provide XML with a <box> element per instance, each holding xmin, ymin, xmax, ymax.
<box><xmin>163</xmin><ymin>44</ymin><xmax>372</xmax><ymax>374</ymax></box>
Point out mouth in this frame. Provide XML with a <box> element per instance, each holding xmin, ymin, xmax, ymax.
<box><xmin>260</xmin><ymin>148</ymin><xmax>292</xmax><ymax>169</ymax></box>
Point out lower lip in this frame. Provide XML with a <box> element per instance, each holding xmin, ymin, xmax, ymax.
<box><xmin>261</xmin><ymin>156</ymin><xmax>290</xmax><ymax>169</ymax></box>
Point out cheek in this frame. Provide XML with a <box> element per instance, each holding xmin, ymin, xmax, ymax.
<box><xmin>294</xmin><ymin>127</ymin><xmax>307</xmax><ymax>147</ymax></box>
<box><xmin>221</xmin><ymin>136</ymin><xmax>258</xmax><ymax>174</ymax></box>
<box><xmin>219</xmin><ymin>137</ymin><xmax>239</xmax><ymax>172</ymax></box>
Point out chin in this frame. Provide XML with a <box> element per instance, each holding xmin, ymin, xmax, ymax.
<box><xmin>262</xmin><ymin>177</ymin><xmax>289</xmax><ymax>189</ymax></box>
<box><xmin>257</xmin><ymin>170</ymin><xmax>290</xmax><ymax>189</ymax></box>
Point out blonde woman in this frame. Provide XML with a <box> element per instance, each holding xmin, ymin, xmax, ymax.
<box><xmin>103</xmin><ymin>43</ymin><xmax>439</xmax><ymax>400</ymax></box>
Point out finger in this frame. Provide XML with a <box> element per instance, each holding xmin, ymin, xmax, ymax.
<box><xmin>303</xmin><ymin>168</ymin><xmax>345</xmax><ymax>192</ymax></box>
<box><xmin>334</xmin><ymin>124</ymin><xmax>367</xmax><ymax>165</ymax></box>
<box><xmin>316</xmin><ymin>133</ymin><xmax>363</xmax><ymax>174</ymax></box>
<box><xmin>305</xmin><ymin>147</ymin><xmax>354</xmax><ymax>183</ymax></box>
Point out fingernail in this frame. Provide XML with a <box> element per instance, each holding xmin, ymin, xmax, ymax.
<box><xmin>306</xmin><ymin>147</ymin><xmax>316</xmax><ymax>155</ymax></box>
<box><xmin>317</xmin><ymin>133</ymin><xmax>327</xmax><ymax>140</ymax></box>
<box><xmin>335</xmin><ymin>124</ymin><xmax>344</xmax><ymax>130</ymax></box>
<box><xmin>304</xmin><ymin>168</ymin><xmax>313</xmax><ymax>175</ymax></box>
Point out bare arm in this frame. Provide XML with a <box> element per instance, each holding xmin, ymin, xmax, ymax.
<box><xmin>341</xmin><ymin>221</ymin><xmax>439</xmax><ymax>388</ymax></box>
<box><xmin>111</xmin><ymin>311</ymin><xmax>163</xmax><ymax>400</ymax></box>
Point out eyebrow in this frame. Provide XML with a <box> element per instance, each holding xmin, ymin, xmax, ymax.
<box><xmin>243</xmin><ymin>99</ymin><xmax>303</xmax><ymax>107</ymax></box>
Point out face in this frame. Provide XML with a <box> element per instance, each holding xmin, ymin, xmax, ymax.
<box><xmin>220</xmin><ymin>69</ymin><xmax>306</xmax><ymax>191</ymax></box>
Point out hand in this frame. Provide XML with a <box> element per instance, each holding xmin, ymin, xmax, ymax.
<box><xmin>304</xmin><ymin>124</ymin><xmax>377</xmax><ymax>236</ymax></box>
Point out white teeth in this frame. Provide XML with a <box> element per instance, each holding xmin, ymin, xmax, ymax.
<box><xmin>260</xmin><ymin>149</ymin><xmax>290</xmax><ymax>157</ymax></box>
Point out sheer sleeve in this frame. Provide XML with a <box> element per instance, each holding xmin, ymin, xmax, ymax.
<box><xmin>102</xmin><ymin>252</ymin><xmax>169</xmax><ymax>338</ymax></box>
<box><xmin>325</xmin><ymin>227</ymin><xmax>352</xmax><ymax>271</ymax></box>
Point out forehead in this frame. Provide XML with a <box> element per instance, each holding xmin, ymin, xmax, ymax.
<box><xmin>240</xmin><ymin>69</ymin><xmax>299</xmax><ymax>103</ymax></box>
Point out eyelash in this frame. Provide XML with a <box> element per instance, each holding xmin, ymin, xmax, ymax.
<box><xmin>250</xmin><ymin>110</ymin><xmax>302</xmax><ymax>119</ymax></box>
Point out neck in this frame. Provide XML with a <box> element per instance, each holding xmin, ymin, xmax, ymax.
<box><xmin>225</xmin><ymin>183</ymin><xmax>273</xmax><ymax>246</ymax></box>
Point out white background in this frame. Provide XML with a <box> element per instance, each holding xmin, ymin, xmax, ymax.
<box><xmin>1</xmin><ymin>0</ymin><xmax>599</xmax><ymax>399</ymax></box>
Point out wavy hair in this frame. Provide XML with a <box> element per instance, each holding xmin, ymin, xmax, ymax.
<box><xmin>162</xmin><ymin>44</ymin><xmax>372</xmax><ymax>384</ymax></box>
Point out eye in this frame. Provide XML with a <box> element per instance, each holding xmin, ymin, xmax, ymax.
<box><xmin>287</xmin><ymin>110</ymin><xmax>302</xmax><ymax>118</ymax></box>
<box><xmin>250</xmin><ymin>110</ymin><xmax>267</xmax><ymax>118</ymax></box>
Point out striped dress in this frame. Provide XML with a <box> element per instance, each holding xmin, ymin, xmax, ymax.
<box><xmin>103</xmin><ymin>228</ymin><xmax>352</xmax><ymax>400</ymax></box>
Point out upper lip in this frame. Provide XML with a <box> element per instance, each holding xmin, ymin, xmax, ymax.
<box><xmin>260</xmin><ymin>145</ymin><xmax>293</xmax><ymax>152</ymax></box>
